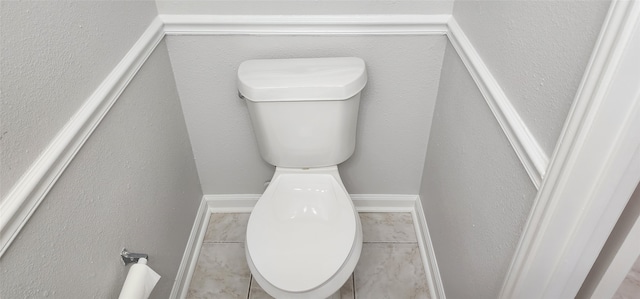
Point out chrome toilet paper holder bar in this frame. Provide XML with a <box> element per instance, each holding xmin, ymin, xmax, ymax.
<box><xmin>121</xmin><ymin>248</ymin><xmax>149</xmax><ymax>265</ymax></box>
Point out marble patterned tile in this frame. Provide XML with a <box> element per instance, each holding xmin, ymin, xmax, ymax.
<box><xmin>613</xmin><ymin>255</ymin><xmax>640</xmax><ymax>299</ymax></box>
<box><xmin>359</xmin><ymin>212</ymin><xmax>417</xmax><ymax>243</ymax></box>
<box><xmin>194</xmin><ymin>213</ymin><xmax>429</xmax><ymax>298</ymax></box>
<box><xmin>186</xmin><ymin>243</ymin><xmax>251</xmax><ymax>299</ymax></box>
<box><xmin>355</xmin><ymin>243</ymin><xmax>429</xmax><ymax>299</ymax></box>
<box><xmin>203</xmin><ymin>213</ymin><xmax>250</xmax><ymax>243</ymax></box>
<box><xmin>248</xmin><ymin>274</ymin><xmax>355</xmax><ymax>299</ymax></box>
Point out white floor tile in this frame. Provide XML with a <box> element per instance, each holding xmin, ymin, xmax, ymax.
<box><xmin>204</xmin><ymin>213</ymin><xmax>250</xmax><ymax>243</ymax></box>
<box><xmin>355</xmin><ymin>243</ymin><xmax>429</xmax><ymax>299</ymax></box>
<box><xmin>248</xmin><ymin>275</ymin><xmax>355</xmax><ymax>299</ymax></box>
<box><xmin>189</xmin><ymin>213</ymin><xmax>428</xmax><ymax>299</ymax></box>
<box><xmin>187</xmin><ymin>243</ymin><xmax>251</xmax><ymax>299</ymax></box>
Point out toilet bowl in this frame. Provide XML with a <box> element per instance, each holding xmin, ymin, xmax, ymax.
<box><xmin>246</xmin><ymin>166</ymin><xmax>362</xmax><ymax>299</ymax></box>
<box><xmin>237</xmin><ymin>57</ymin><xmax>367</xmax><ymax>298</ymax></box>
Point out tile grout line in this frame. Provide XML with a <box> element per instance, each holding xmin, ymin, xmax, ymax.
<box><xmin>246</xmin><ymin>274</ymin><xmax>253</xmax><ymax>299</ymax></box>
<box><xmin>353</xmin><ymin>272</ymin><xmax>358</xmax><ymax>299</ymax></box>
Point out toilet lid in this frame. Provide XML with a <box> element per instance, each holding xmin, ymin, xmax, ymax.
<box><xmin>246</xmin><ymin>173</ymin><xmax>356</xmax><ymax>293</ymax></box>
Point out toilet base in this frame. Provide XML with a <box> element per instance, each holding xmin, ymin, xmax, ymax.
<box><xmin>245</xmin><ymin>213</ymin><xmax>363</xmax><ymax>299</ymax></box>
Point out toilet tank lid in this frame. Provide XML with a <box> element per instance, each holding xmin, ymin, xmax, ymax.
<box><xmin>237</xmin><ymin>57</ymin><xmax>367</xmax><ymax>102</ymax></box>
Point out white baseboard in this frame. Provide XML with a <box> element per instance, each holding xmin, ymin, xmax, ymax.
<box><xmin>171</xmin><ymin>194</ymin><xmax>445</xmax><ymax>299</ymax></box>
<box><xmin>352</xmin><ymin>194</ymin><xmax>418</xmax><ymax>212</ymax></box>
<box><xmin>414</xmin><ymin>196</ymin><xmax>446</xmax><ymax>299</ymax></box>
<box><xmin>204</xmin><ymin>194</ymin><xmax>261</xmax><ymax>213</ymax></box>
<box><xmin>170</xmin><ymin>198</ymin><xmax>211</xmax><ymax>299</ymax></box>
<box><xmin>202</xmin><ymin>194</ymin><xmax>419</xmax><ymax>213</ymax></box>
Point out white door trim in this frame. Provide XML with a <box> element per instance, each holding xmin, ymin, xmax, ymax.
<box><xmin>581</xmin><ymin>183</ymin><xmax>640</xmax><ymax>299</ymax></box>
<box><xmin>500</xmin><ymin>1</ymin><xmax>640</xmax><ymax>298</ymax></box>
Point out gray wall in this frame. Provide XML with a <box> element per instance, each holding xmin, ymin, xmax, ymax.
<box><xmin>419</xmin><ymin>43</ymin><xmax>538</xmax><ymax>299</ymax></box>
<box><xmin>452</xmin><ymin>0</ymin><xmax>611</xmax><ymax>155</ymax></box>
<box><xmin>156</xmin><ymin>0</ymin><xmax>454</xmax><ymax>15</ymax></box>
<box><xmin>0</xmin><ymin>41</ymin><xmax>202</xmax><ymax>298</ymax></box>
<box><xmin>165</xmin><ymin>35</ymin><xmax>447</xmax><ymax>194</ymax></box>
<box><xmin>416</xmin><ymin>2</ymin><xmax>612</xmax><ymax>297</ymax></box>
<box><xmin>0</xmin><ymin>1</ymin><xmax>158</xmax><ymax>198</ymax></box>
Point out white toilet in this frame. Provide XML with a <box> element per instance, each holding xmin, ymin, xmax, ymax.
<box><xmin>237</xmin><ymin>57</ymin><xmax>367</xmax><ymax>299</ymax></box>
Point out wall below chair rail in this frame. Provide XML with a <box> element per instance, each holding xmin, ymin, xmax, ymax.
<box><xmin>0</xmin><ymin>41</ymin><xmax>203</xmax><ymax>298</ymax></box>
<box><xmin>419</xmin><ymin>42</ymin><xmax>538</xmax><ymax>299</ymax></box>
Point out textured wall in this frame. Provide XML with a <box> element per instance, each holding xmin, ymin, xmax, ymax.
<box><xmin>165</xmin><ymin>35</ymin><xmax>447</xmax><ymax>194</ymax></box>
<box><xmin>452</xmin><ymin>0</ymin><xmax>611</xmax><ymax>155</ymax></box>
<box><xmin>156</xmin><ymin>0</ymin><xmax>453</xmax><ymax>15</ymax></box>
<box><xmin>0</xmin><ymin>1</ymin><xmax>158</xmax><ymax>198</ymax></box>
<box><xmin>419</xmin><ymin>43</ymin><xmax>538</xmax><ymax>299</ymax></box>
<box><xmin>0</xmin><ymin>41</ymin><xmax>202</xmax><ymax>298</ymax></box>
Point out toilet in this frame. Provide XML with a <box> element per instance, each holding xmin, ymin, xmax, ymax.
<box><xmin>237</xmin><ymin>57</ymin><xmax>367</xmax><ymax>299</ymax></box>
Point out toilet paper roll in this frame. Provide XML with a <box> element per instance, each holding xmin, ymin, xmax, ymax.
<box><xmin>118</xmin><ymin>258</ymin><xmax>161</xmax><ymax>299</ymax></box>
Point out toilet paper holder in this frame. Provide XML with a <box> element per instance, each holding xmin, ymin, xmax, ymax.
<box><xmin>121</xmin><ymin>248</ymin><xmax>149</xmax><ymax>265</ymax></box>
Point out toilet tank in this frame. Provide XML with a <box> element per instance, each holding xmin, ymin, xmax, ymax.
<box><xmin>237</xmin><ymin>57</ymin><xmax>367</xmax><ymax>168</ymax></box>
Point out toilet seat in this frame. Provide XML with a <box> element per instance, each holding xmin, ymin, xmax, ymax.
<box><xmin>246</xmin><ymin>167</ymin><xmax>358</xmax><ymax>294</ymax></box>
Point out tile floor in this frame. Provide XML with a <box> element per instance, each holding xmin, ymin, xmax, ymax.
<box><xmin>186</xmin><ymin>213</ymin><xmax>430</xmax><ymax>299</ymax></box>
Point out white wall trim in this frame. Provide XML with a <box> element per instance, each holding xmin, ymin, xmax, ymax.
<box><xmin>0</xmin><ymin>13</ymin><xmax>548</xmax><ymax>258</ymax></box>
<box><xmin>171</xmin><ymin>195</ymin><xmax>259</xmax><ymax>299</ymax></box>
<box><xmin>446</xmin><ymin>18</ymin><xmax>548</xmax><ymax>188</ymax></box>
<box><xmin>172</xmin><ymin>194</ymin><xmax>444</xmax><ymax>299</ymax></box>
<box><xmin>170</xmin><ymin>198</ymin><xmax>211</xmax><ymax>299</ymax></box>
<box><xmin>500</xmin><ymin>1</ymin><xmax>640</xmax><ymax>298</ymax></box>
<box><xmin>414</xmin><ymin>196</ymin><xmax>446</xmax><ymax>299</ymax></box>
<box><xmin>0</xmin><ymin>17</ymin><xmax>166</xmax><ymax>257</ymax></box>
<box><xmin>160</xmin><ymin>14</ymin><xmax>451</xmax><ymax>36</ymax></box>
<box><xmin>205</xmin><ymin>194</ymin><xmax>261</xmax><ymax>213</ymax></box>
<box><xmin>351</xmin><ymin>194</ymin><xmax>418</xmax><ymax>212</ymax></box>
<box><xmin>202</xmin><ymin>194</ymin><xmax>420</xmax><ymax>213</ymax></box>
